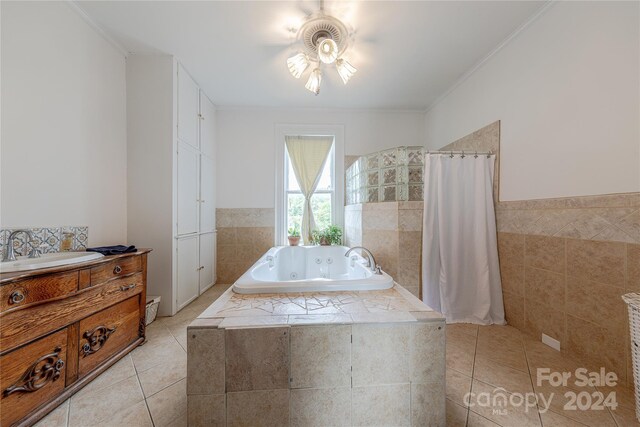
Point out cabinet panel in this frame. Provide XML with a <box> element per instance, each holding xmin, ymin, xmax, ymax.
<box><xmin>177</xmin><ymin>65</ymin><xmax>199</xmax><ymax>149</ymax></box>
<box><xmin>177</xmin><ymin>236</ymin><xmax>199</xmax><ymax>310</ymax></box>
<box><xmin>200</xmin><ymin>155</ymin><xmax>216</xmax><ymax>233</ymax></box>
<box><xmin>199</xmin><ymin>232</ymin><xmax>215</xmax><ymax>293</ymax></box>
<box><xmin>78</xmin><ymin>296</ymin><xmax>140</xmax><ymax>377</ymax></box>
<box><xmin>200</xmin><ymin>91</ymin><xmax>216</xmax><ymax>158</ymax></box>
<box><xmin>0</xmin><ymin>329</ymin><xmax>67</xmax><ymax>427</ymax></box>
<box><xmin>177</xmin><ymin>143</ymin><xmax>200</xmax><ymax>236</ymax></box>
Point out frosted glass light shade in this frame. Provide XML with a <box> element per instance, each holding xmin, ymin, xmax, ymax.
<box><xmin>305</xmin><ymin>68</ymin><xmax>322</xmax><ymax>95</ymax></box>
<box><xmin>317</xmin><ymin>38</ymin><xmax>338</xmax><ymax>64</ymax></box>
<box><xmin>287</xmin><ymin>53</ymin><xmax>310</xmax><ymax>79</ymax></box>
<box><xmin>336</xmin><ymin>58</ymin><xmax>357</xmax><ymax>84</ymax></box>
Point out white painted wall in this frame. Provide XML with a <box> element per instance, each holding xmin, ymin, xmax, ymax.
<box><xmin>216</xmin><ymin>108</ymin><xmax>425</xmax><ymax>208</ymax></box>
<box><xmin>1</xmin><ymin>1</ymin><xmax>127</xmax><ymax>245</ymax></box>
<box><xmin>424</xmin><ymin>2</ymin><xmax>640</xmax><ymax>201</ymax></box>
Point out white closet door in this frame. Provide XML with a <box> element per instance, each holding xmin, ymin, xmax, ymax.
<box><xmin>200</xmin><ymin>155</ymin><xmax>215</xmax><ymax>233</ymax></box>
<box><xmin>177</xmin><ymin>235</ymin><xmax>199</xmax><ymax>310</ymax></box>
<box><xmin>199</xmin><ymin>232</ymin><xmax>215</xmax><ymax>293</ymax></box>
<box><xmin>177</xmin><ymin>143</ymin><xmax>199</xmax><ymax>235</ymax></box>
<box><xmin>177</xmin><ymin>64</ymin><xmax>200</xmax><ymax>149</ymax></box>
<box><xmin>200</xmin><ymin>91</ymin><xmax>216</xmax><ymax>158</ymax></box>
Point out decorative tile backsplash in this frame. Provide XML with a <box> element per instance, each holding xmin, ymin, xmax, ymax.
<box><xmin>0</xmin><ymin>226</ymin><xmax>88</xmax><ymax>257</ymax></box>
<box><xmin>345</xmin><ymin>146</ymin><xmax>425</xmax><ymax>204</ymax></box>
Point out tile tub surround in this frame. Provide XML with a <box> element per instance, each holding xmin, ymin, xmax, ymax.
<box><xmin>187</xmin><ymin>284</ymin><xmax>446</xmax><ymax>426</ymax></box>
<box><xmin>0</xmin><ymin>226</ymin><xmax>88</xmax><ymax>257</ymax></box>
<box><xmin>344</xmin><ymin>201</ymin><xmax>423</xmax><ymax>299</ymax></box>
<box><xmin>216</xmin><ymin>208</ymin><xmax>274</xmax><ymax>284</ymax></box>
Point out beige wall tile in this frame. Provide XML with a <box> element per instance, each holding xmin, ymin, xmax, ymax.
<box><xmin>362</xmin><ymin>206</ymin><xmax>398</xmax><ymax>230</ymax></box>
<box><xmin>236</xmin><ymin>227</ymin><xmax>274</xmax><ymax>246</ymax></box>
<box><xmin>352</xmin><ymin>323</ymin><xmax>410</xmax><ymax>386</ymax></box>
<box><xmin>524</xmin><ymin>299</ymin><xmax>565</xmax><ymax>343</ymax></box>
<box><xmin>225</xmin><ymin>327</ymin><xmax>289</xmax><ymax>392</ymax></box>
<box><xmin>398</xmin><ymin>231</ymin><xmax>422</xmax><ymax>257</ymax></box>
<box><xmin>352</xmin><ymin>384</ymin><xmax>411</xmax><ymax>426</ymax></box>
<box><xmin>290</xmin><ymin>387</ymin><xmax>351</xmax><ymax>427</ymax></box>
<box><xmin>524</xmin><ymin>267</ymin><xmax>565</xmax><ymax>311</ymax></box>
<box><xmin>216</xmin><ymin>227</ymin><xmax>236</xmax><ymax>245</ymax></box>
<box><xmin>497</xmin><ymin>232</ymin><xmax>525</xmax><ymax>265</ymax></box>
<box><xmin>502</xmin><ymin>291</ymin><xmax>525</xmax><ymax>331</ymax></box>
<box><xmin>410</xmin><ymin>321</ymin><xmax>445</xmax><ymax>384</ymax></box>
<box><xmin>500</xmin><ymin>261</ymin><xmax>524</xmax><ymax>296</ymax></box>
<box><xmin>398</xmin><ymin>209</ymin><xmax>422</xmax><ymax>231</ymax></box>
<box><xmin>524</xmin><ymin>235</ymin><xmax>566</xmax><ymax>273</ymax></box>
<box><xmin>565</xmin><ymin>276</ymin><xmax>625</xmax><ymax>331</ymax></box>
<box><xmin>226</xmin><ymin>389</ymin><xmax>289</xmax><ymax>427</ymax></box>
<box><xmin>290</xmin><ymin>325</ymin><xmax>351</xmax><ymax>389</ymax></box>
<box><xmin>627</xmin><ymin>244</ymin><xmax>640</xmax><ymax>290</ymax></box>
<box><xmin>411</xmin><ymin>383</ymin><xmax>446</xmax><ymax>426</ymax></box>
<box><xmin>565</xmin><ymin>315</ymin><xmax>627</xmax><ymax>385</ymax></box>
<box><xmin>187</xmin><ymin>327</ymin><xmax>224</xmax><ymax>395</ymax></box>
<box><xmin>187</xmin><ymin>394</ymin><xmax>225</xmax><ymax>427</ymax></box>
<box><xmin>216</xmin><ymin>208</ymin><xmax>274</xmax><ymax>228</ymax></box>
<box><xmin>618</xmin><ymin>210</ymin><xmax>640</xmax><ymax>242</ymax></box>
<box><xmin>566</xmin><ymin>238</ymin><xmax>626</xmax><ymax>287</ymax></box>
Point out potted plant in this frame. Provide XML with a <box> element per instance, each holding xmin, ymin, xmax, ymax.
<box><xmin>312</xmin><ymin>225</ymin><xmax>343</xmax><ymax>246</ymax></box>
<box><xmin>287</xmin><ymin>226</ymin><xmax>301</xmax><ymax>246</ymax></box>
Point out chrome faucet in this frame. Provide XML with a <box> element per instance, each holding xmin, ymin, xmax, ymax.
<box><xmin>3</xmin><ymin>230</ymin><xmax>40</xmax><ymax>262</ymax></box>
<box><xmin>344</xmin><ymin>246</ymin><xmax>382</xmax><ymax>275</ymax></box>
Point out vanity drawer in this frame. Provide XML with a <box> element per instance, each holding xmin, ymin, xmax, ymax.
<box><xmin>91</xmin><ymin>256</ymin><xmax>141</xmax><ymax>285</ymax></box>
<box><xmin>78</xmin><ymin>296</ymin><xmax>141</xmax><ymax>378</ymax></box>
<box><xmin>1</xmin><ymin>273</ymin><xmax>143</xmax><ymax>353</ymax></box>
<box><xmin>0</xmin><ymin>329</ymin><xmax>68</xmax><ymax>427</ymax></box>
<box><xmin>0</xmin><ymin>271</ymin><xmax>78</xmax><ymax>312</ymax></box>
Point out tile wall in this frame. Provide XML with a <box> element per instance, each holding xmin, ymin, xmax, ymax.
<box><xmin>216</xmin><ymin>208</ymin><xmax>275</xmax><ymax>283</ymax></box>
<box><xmin>0</xmin><ymin>226</ymin><xmax>88</xmax><ymax>257</ymax></box>
<box><xmin>345</xmin><ymin>202</ymin><xmax>423</xmax><ymax>299</ymax></box>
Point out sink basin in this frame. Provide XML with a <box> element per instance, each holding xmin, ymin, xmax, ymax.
<box><xmin>0</xmin><ymin>252</ymin><xmax>104</xmax><ymax>273</ymax></box>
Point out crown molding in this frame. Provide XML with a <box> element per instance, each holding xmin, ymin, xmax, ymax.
<box><xmin>66</xmin><ymin>1</ymin><xmax>130</xmax><ymax>57</ymax></box>
<box><xmin>424</xmin><ymin>1</ymin><xmax>556</xmax><ymax>115</ymax></box>
<box><xmin>215</xmin><ymin>104</ymin><xmax>425</xmax><ymax>115</ymax></box>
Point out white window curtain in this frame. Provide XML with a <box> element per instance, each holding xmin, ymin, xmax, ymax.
<box><xmin>285</xmin><ymin>135</ymin><xmax>334</xmax><ymax>244</ymax></box>
<box><xmin>421</xmin><ymin>154</ymin><xmax>505</xmax><ymax>325</ymax></box>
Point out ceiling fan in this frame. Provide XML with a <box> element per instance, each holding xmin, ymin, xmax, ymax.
<box><xmin>285</xmin><ymin>0</ymin><xmax>357</xmax><ymax>95</ymax></box>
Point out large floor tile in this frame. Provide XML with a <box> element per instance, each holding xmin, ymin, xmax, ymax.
<box><xmin>446</xmin><ymin>398</ymin><xmax>469</xmax><ymax>427</ymax></box>
<box><xmin>147</xmin><ymin>378</ymin><xmax>187</xmax><ymax>427</ymax></box>
<box><xmin>79</xmin><ymin>354</ymin><xmax>137</xmax><ymax>395</ymax></box>
<box><xmin>34</xmin><ymin>399</ymin><xmax>69</xmax><ymax>427</ymax></box>
<box><xmin>539</xmin><ymin>410</ymin><xmax>588</xmax><ymax>427</ymax></box>
<box><xmin>138</xmin><ymin>354</ymin><xmax>187</xmax><ymax>397</ymax></box>
<box><xmin>469</xmin><ymin>380</ymin><xmax>541</xmax><ymax>427</ymax></box>
<box><xmin>68</xmin><ymin>376</ymin><xmax>145</xmax><ymax>427</ymax></box>
<box><xmin>94</xmin><ymin>400</ymin><xmax>153</xmax><ymax>427</ymax></box>
<box><xmin>447</xmin><ymin>335</ymin><xmax>477</xmax><ymax>376</ymax></box>
<box><xmin>473</xmin><ymin>356</ymin><xmax>534</xmax><ymax>395</ymax></box>
<box><xmin>447</xmin><ymin>368</ymin><xmax>473</xmax><ymax>406</ymax></box>
<box><xmin>467</xmin><ymin>411</ymin><xmax>501</xmax><ymax>427</ymax></box>
<box><xmin>131</xmin><ymin>337</ymin><xmax>186</xmax><ymax>373</ymax></box>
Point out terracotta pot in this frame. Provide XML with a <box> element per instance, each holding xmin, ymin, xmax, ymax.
<box><xmin>319</xmin><ymin>237</ymin><xmax>331</xmax><ymax>246</ymax></box>
<box><xmin>288</xmin><ymin>236</ymin><xmax>300</xmax><ymax>246</ymax></box>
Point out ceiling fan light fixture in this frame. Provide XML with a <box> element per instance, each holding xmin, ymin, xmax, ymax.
<box><xmin>305</xmin><ymin>68</ymin><xmax>322</xmax><ymax>95</ymax></box>
<box><xmin>287</xmin><ymin>52</ymin><xmax>310</xmax><ymax>79</ymax></box>
<box><xmin>336</xmin><ymin>58</ymin><xmax>357</xmax><ymax>84</ymax></box>
<box><xmin>317</xmin><ymin>38</ymin><xmax>338</xmax><ymax>64</ymax></box>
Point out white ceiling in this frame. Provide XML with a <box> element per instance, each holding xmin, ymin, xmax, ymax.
<box><xmin>76</xmin><ymin>1</ymin><xmax>544</xmax><ymax>110</ymax></box>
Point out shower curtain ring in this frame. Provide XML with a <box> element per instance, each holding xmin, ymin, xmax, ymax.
<box><xmin>474</xmin><ymin>151</ymin><xmax>478</xmax><ymax>158</ymax></box>
<box><xmin>461</xmin><ymin>150</ymin><xmax>465</xmax><ymax>158</ymax></box>
<box><xmin>449</xmin><ymin>151</ymin><xmax>454</xmax><ymax>158</ymax></box>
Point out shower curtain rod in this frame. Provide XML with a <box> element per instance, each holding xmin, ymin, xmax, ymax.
<box><xmin>426</xmin><ymin>150</ymin><xmax>493</xmax><ymax>157</ymax></box>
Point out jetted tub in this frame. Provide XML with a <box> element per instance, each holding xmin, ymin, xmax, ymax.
<box><xmin>232</xmin><ymin>245</ymin><xmax>394</xmax><ymax>294</ymax></box>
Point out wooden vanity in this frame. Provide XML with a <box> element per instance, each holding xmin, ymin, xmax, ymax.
<box><xmin>0</xmin><ymin>249</ymin><xmax>151</xmax><ymax>427</ymax></box>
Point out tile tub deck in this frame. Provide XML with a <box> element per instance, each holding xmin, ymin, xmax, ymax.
<box><xmin>186</xmin><ymin>284</ymin><xmax>446</xmax><ymax>426</ymax></box>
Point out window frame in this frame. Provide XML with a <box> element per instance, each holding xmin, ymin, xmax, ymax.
<box><xmin>275</xmin><ymin>124</ymin><xmax>344</xmax><ymax>246</ymax></box>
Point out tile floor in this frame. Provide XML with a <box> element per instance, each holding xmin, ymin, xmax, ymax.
<box><xmin>35</xmin><ymin>284</ymin><xmax>638</xmax><ymax>427</ymax></box>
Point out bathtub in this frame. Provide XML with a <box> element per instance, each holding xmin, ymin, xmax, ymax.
<box><xmin>232</xmin><ymin>245</ymin><xmax>394</xmax><ymax>294</ymax></box>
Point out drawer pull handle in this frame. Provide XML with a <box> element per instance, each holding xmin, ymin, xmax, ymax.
<box><xmin>113</xmin><ymin>265</ymin><xmax>123</xmax><ymax>274</ymax></box>
<box><xmin>3</xmin><ymin>346</ymin><xmax>65</xmax><ymax>396</ymax></box>
<box><xmin>80</xmin><ymin>326</ymin><xmax>117</xmax><ymax>357</ymax></box>
<box><xmin>9</xmin><ymin>290</ymin><xmax>25</xmax><ymax>304</ymax></box>
<box><xmin>120</xmin><ymin>283</ymin><xmax>136</xmax><ymax>291</ymax></box>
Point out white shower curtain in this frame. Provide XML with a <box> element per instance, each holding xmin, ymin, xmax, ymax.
<box><xmin>421</xmin><ymin>154</ymin><xmax>505</xmax><ymax>325</ymax></box>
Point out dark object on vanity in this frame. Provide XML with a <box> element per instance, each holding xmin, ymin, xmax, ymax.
<box><xmin>86</xmin><ymin>245</ymin><xmax>137</xmax><ymax>255</ymax></box>
<box><xmin>0</xmin><ymin>249</ymin><xmax>151</xmax><ymax>427</ymax></box>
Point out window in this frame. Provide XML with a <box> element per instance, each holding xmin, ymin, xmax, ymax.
<box><xmin>275</xmin><ymin>125</ymin><xmax>344</xmax><ymax>246</ymax></box>
<box><xmin>285</xmin><ymin>141</ymin><xmax>334</xmax><ymax>242</ymax></box>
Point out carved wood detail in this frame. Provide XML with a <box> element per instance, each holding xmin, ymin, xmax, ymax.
<box><xmin>80</xmin><ymin>326</ymin><xmax>117</xmax><ymax>357</ymax></box>
<box><xmin>3</xmin><ymin>346</ymin><xmax>64</xmax><ymax>396</ymax></box>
